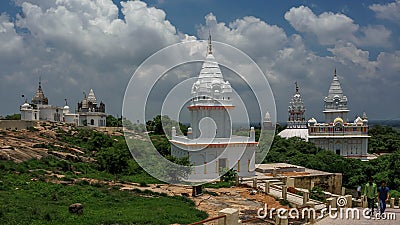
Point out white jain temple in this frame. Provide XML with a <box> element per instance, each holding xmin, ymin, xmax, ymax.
<box><xmin>20</xmin><ymin>80</ymin><xmax>106</xmax><ymax>127</ymax></box>
<box><xmin>170</xmin><ymin>35</ymin><xmax>257</xmax><ymax>179</ymax></box>
<box><xmin>278</xmin><ymin>70</ymin><xmax>369</xmax><ymax>160</ymax></box>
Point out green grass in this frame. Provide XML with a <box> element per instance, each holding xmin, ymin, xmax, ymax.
<box><xmin>0</xmin><ymin>172</ymin><xmax>207</xmax><ymax>225</ymax></box>
<box><xmin>0</xmin><ymin>157</ymin><xmax>161</xmax><ymax>185</ymax></box>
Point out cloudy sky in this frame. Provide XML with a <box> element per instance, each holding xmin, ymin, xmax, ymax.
<box><xmin>0</xmin><ymin>0</ymin><xmax>399</xmax><ymax>122</ymax></box>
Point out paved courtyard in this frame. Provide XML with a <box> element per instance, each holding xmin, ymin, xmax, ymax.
<box><xmin>315</xmin><ymin>208</ymin><xmax>399</xmax><ymax>225</ymax></box>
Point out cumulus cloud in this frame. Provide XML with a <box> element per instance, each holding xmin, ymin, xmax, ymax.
<box><xmin>0</xmin><ymin>1</ymin><xmax>398</xmax><ymax>122</ymax></box>
<box><xmin>284</xmin><ymin>6</ymin><xmax>358</xmax><ymax>45</ymax></box>
<box><xmin>284</xmin><ymin>6</ymin><xmax>392</xmax><ymax>47</ymax></box>
<box><xmin>369</xmin><ymin>0</ymin><xmax>400</xmax><ymax>24</ymax></box>
<box><xmin>197</xmin><ymin>13</ymin><xmax>288</xmax><ymax>59</ymax></box>
<box><xmin>196</xmin><ymin>12</ymin><xmax>399</xmax><ymax>120</ymax></box>
<box><xmin>0</xmin><ymin>14</ymin><xmax>25</xmax><ymax>63</ymax></box>
<box><xmin>358</xmin><ymin>25</ymin><xmax>392</xmax><ymax>47</ymax></box>
<box><xmin>0</xmin><ymin>0</ymin><xmax>182</xmax><ymax>116</ymax></box>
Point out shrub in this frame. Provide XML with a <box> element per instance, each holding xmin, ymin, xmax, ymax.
<box><xmin>310</xmin><ymin>186</ymin><xmax>326</xmax><ymax>202</ymax></box>
<box><xmin>139</xmin><ymin>181</ymin><xmax>149</xmax><ymax>187</ymax></box>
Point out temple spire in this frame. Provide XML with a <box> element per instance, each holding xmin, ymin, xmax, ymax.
<box><xmin>295</xmin><ymin>81</ymin><xmax>299</xmax><ymax>94</ymax></box>
<box><xmin>334</xmin><ymin>68</ymin><xmax>337</xmax><ymax>77</ymax></box>
<box><xmin>208</xmin><ymin>30</ymin><xmax>212</xmax><ymax>55</ymax></box>
<box><xmin>38</xmin><ymin>76</ymin><xmax>42</xmax><ymax>89</ymax></box>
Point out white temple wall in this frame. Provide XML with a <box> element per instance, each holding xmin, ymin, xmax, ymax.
<box><xmin>190</xmin><ymin>108</ymin><xmax>231</xmax><ymax>139</ymax></box>
<box><xmin>172</xmin><ymin>144</ymin><xmax>255</xmax><ymax>178</ymax></box>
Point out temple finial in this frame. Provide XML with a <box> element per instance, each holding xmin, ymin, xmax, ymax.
<box><xmin>334</xmin><ymin>68</ymin><xmax>337</xmax><ymax>77</ymax></box>
<box><xmin>39</xmin><ymin>76</ymin><xmax>42</xmax><ymax>87</ymax></box>
<box><xmin>295</xmin><ymin>81</ymin><xmax>299</xmax><ymax>94</ymax></box>
<box><xmin>22</xmin><ymin>94</ymin><xmax>27</xmax><ymax>103</ymax></box>
<box><xmin>65</xmin><ymin>98</ymin><xmax>68</xmax><ymax>106</ymax></box>
<box><xmin>208</xmin><ymin>30</ymin><xmax>212</xmax><ymax>55</ymax></box>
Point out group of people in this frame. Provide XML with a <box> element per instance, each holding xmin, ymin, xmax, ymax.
<box><xmin>359</xmin><ymin>178</ymin><xmax>391</xmax><ymax>215</ymax></box>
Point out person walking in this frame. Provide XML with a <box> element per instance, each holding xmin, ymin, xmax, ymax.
<box><xmin>363</xmin><ymin>177</ymin><xmax>377</xmax><ymax>215</ymax></box>
<box><xmin>378</xmin><ymin>180</ymin><xmax>390</xmax><ymax>214</ymax></box>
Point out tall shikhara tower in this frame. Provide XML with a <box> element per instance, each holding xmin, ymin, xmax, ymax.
<box><xmin>308</xmin><ymin>69</ymin><xmax>369</xmax><ymax>160</ymax></box>
<box><xmin>278</xmin><ymin>82</ymin><xmax>309</xmax><ymax>140</ymax></box>
<box><xmin>170</xmin><ymin>34</ymin><xmax>257</xmax><ymax>180</ymax></box>
<box><xmin>189</xmin><ymin>33</ymin><xmax>234</xmax><ymax>139</ymax></box>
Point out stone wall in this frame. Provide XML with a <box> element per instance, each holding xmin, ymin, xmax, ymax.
<box><xmin>293</xmin><ymin>173</ymin><xmax>342</xmax><ymax>194</ymax></box>
<box><xmin>0</xmin><ymin>120</ymin><xmax>38</xmax><ymax>130</ymax></box>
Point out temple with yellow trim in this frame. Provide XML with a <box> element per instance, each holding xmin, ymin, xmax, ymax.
<box><xmin>308</xmin><ymin>69</ymin><xmax>370</xmax><ymax>160</ymax></box>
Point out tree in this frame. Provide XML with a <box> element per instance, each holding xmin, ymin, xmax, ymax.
<box><xmin>96</xmin><ymin>141</ymin><xmax>131</xmax><ymax>175</ymax></box>
<box><xmin>106</xmin><ymin>115</ymin><xmax>122</xmax><ymax>127</ymax></box>
<box><xmin>368</xmin><ymin>125</ymin><xmax>400</xmax><ymax>153</ymax></box>
<box><xmin>4</xmin><ymin>114</ymin><xmax>21</xmax><ymax>120</ymax></box>
<box><xmin>146</xmin><ymin>115</ymin><xmax>188</xmax><ymax>136</ymax></box>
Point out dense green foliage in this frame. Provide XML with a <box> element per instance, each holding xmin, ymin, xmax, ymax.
<box><xmin>3</xmin><ymin>113</ymin><xmax>21</xmax><ymax>120</ymax></box>
<box><xmin>146</xmin><ymin>115</ymin><xmax>188</xmax><ymax>136</ymax></box>
<box><xmin>310</xmin><ymin>186</ymin><xmax>326</xmax><ymax>202</ymax></box>
<box><xmin>122</xmin><ymin>119</ymin><xmax>146</xmax><ymax>132</ymax></box>
<box><xmin>106</xmin><ymin>115</ymin><xmax>122</xmax><ymax>127</ymax></box>
<box><xmin>149</xmin><ymin>134</ymin><xmax>171</xmax><ymax>156</ymax></box>
<box><xmin>58</xmin><ymin>129</ymin><xmax>160</xmax><ymax>184</ymax></box>
<box><xmin>368</xmin><ymin>125</ymin><xmax>400</xmax><ymax>153</ymax></box>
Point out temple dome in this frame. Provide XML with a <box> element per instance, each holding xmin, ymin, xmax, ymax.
<box><xmin>308</xmin><ymin>118</ymin><xmax>317</xmax><ymax>124</ymax></box>
<box><xmin>278</xmin><ymin>128</ymin><xmax>309</xmax><ymax>141</ymax></box>
<box><xmin>334</xmin><ymin>117</ymin><xmax>344</xmax><ymax>124</ymax></box>
<box><xmin>354</xmin><ymin>116</ymin><xmax>363</xmax><ymax>124</ymax></box>
<box><xmin>62</xmin><ymin>105</ymin><xmax>70</xmax><ymax>114</ymax></box>
<box><xmin>21</xmin><ymin>102</ymin><xmax>30</xmax><ymax>109</ymax></box>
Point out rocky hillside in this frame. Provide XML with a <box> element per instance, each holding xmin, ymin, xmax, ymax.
<box><xmin>0</xmin><ymin>123</ymin><xmax>92</xmax><ymax>163</ymax></box>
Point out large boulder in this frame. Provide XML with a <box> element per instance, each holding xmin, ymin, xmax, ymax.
<box><xmin>68</xmin><ymin>203</ymin><xmax>83</xmax><ymax>215</ymax></box>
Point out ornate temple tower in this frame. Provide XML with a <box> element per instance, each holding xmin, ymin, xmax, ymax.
<box><xmin>278</xmin><ymin>82</ymin><xmax>308</xmax><ymax>140</ymax></box>
<box><xmin>288</xmin><ymin>82</ymin><xmax>306</xmax><ymax>129</ymax></box>
<box><xmin>31</xmin><ymin>79</ymin><xmax>48</xmax><ymax>105</ymax></box>
<box><xmin>323</xmin><ymin>69</ymin><xmax>349</xmax><ymax>123</ymax></box>
<box><xmin>171</xmin><ymin>34</ymin><xmax>257</xmax><ymax>179</ymax></box>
